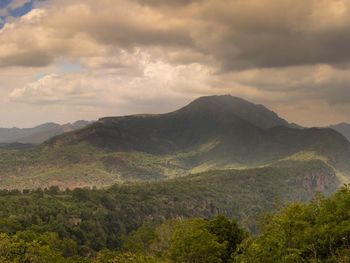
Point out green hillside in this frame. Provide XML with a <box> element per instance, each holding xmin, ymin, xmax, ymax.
<box><xmin>0</xmin><ymin>169</ymin><xmax>346</xmax><ymax>262</ymax></box>
<box><xmin>0</xmin><ymin>160</ymin><xmax>338</xmax><ymax>252</ymax></box>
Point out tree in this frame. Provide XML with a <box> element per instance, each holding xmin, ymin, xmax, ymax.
<box><xmin>0</xmin><ymin>233</ymin><xmax>65</xmax><ymax>263</ymax></box>
<box><xmin>94</xmin><ymin>251</ymin><xmax>158</xmax><ymax>263</ymax></box>
<box><xmin>123</xmin><ymin>222</ymin><xmax>157</xmax><ymax>254</ymax></box>
<box><xmin>168</xmin><ymin>219</ymin><xmax>226</xmax><ymax>263</ymax></box>
<box><xmin>234</xmin><ymin>185</ymin><xmax>350</xmax><ymax>263</ymax></box>
<box><xmin>206</xmin><ymin>216</ymin><xmax>246</xmax><ymax>262</ymax></box>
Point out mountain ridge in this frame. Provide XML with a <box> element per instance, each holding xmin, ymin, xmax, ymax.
<box><xmin>0</xmin><ymin>120</ymin><xmax>91</xmax><ymax>144</ymax></box>
<box><xmin>46</xmin><ymin>95</ymin><xmax>295</xmax><ymax>152</ymax></box>
<box><xmin>329</xmin><ymin>122</ymin><xmax>350</xmax><ymax>142</ymax></box>
<box><xmin>0</xmin><ymin>95</ymin><xmax>349</xmax><ymax>190</ymax></box>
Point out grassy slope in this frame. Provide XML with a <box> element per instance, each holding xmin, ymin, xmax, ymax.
<box><xmin>0</xmin><ymin>135</ymin><xmax>348</xmax><ymax>190</ymax></box>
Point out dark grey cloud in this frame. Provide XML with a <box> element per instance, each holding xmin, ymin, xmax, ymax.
<box><xmin>2</xmin><ymin>0</ymin><xmax>350</xmax><ymax>71</ymax></box>
<box><xmin>0</xmin><ymin>50</ymin><xmax>53</xmax><ymax>67</ymax></box>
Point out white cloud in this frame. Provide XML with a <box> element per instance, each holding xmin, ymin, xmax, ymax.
<box><xmin>3</xmin><ymin>0</ymin><xmax>350</xmax><ymax>69</ymax></box>
<box><xmin>9</xmin><ymin>51</ymin><xmax>216</xmax><ymax>110</ymax></box>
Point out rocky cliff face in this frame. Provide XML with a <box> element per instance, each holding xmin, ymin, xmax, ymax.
<box><xmin>301</xmin><ymin>169</ymin><xmax>339</xmax><ymax>195</ymax></box>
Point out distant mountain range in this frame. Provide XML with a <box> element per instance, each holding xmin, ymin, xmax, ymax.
<box><xmin>329</xmin><ymin>123</ymin><xmax>350</xmax><ymax>142</ymax></box>
<box><xmin>0</xmin><ymin>95</ymin><xmax>349</xmax><ymax>190</ymax></box>
<box><xmin>0</xmin><ymin>120</ymin><xmax>90</xmax><ymax>144</ymax></box>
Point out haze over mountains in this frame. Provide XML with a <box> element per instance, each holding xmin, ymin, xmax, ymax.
<box><xmin>0</xmin><ymin>120</ymin><xmax>90</xmax><ymax>144</ymax></box>
<box><xmin>0</xmin><ymin>95</ymin><xmax>349</xmax><ymax>191</ymax></box>
<box><xmin>329</xmin><ymin>123</ymin><xmax>350</xmax><ymax>142</ymax></box>
<box><xmin>1</xmin><ymin>96</ymin><xmax>349</xmax><ymax>146</ymax></box>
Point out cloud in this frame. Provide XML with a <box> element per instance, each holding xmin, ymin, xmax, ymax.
<box><xmin>9</xmin><ymin>59</ymin><xmax>350</xmax><ymax>126</ymax></box>
<box><xmin>0</xmin><ymin>0</ymin><xmax>33</xmax><ymax>28</ymax></box>
<box><xmin>9</xmin><ymin>50</ymin><xmax>216</xmax><ymax>109</ymax></box>
<box><xmin>2</xmin><ymin>0</ymin><xmax>350</xmax><ymax>70</ymax></box>
<box><xmin>2</xmin><ymin>0</ymin><xmax>350</xmax><ymax>127</ymax></box>
<box><xmin>224</xmin><ymin>64</ymin><xmax>350</xmax><ymax>105</ymax></box>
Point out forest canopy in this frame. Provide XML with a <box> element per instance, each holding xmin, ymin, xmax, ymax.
<box><xmin>0</xmin><ymin>185</ymin><xmax>349</xmax><ymax>262</ymax></box>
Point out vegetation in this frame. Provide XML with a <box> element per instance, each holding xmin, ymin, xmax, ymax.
<box><xmin>0</xmin><ymin>160</ymin><xmax>338</xmax><ymax>251</ymax></box>
<box><xmin>1</xmin><ymin>185</ymin><xmax>350</xmax><ymax>262</ymax></box>
<box><xmin>235</xmin><ymin>185</ymin><xmax>350</xmax><ymax>263</ymax></box>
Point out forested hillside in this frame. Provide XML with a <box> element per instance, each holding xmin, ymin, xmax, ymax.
<box><xmin>0</xmin><ymin>160</ymin><xmax>337</xmax><ymax>251</ymax></box>
<box><xmin>0</xmin><ymin>183</ymin><xmax>349</xmax><ymax>262</ymax></box>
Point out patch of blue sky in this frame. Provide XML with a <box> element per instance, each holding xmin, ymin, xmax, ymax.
<box><xmin>10</xmin><ymin>1</ymin><xmax>33</xmax><ymax>17</ymax></box>
<box><xmin>0</xmin><ymin>0</ymin><xmax>11</xmax><ymax>9</ymax></box>
<box><xmin>33</xmin><ymin>61</ymin><xmax>86</xmax><ymax>81</ymax></box>
<box><xmin>0</xmin><ymin>0</ymin><xmax>47</xmax><ymax>28</ymax></box>
<box><xmin>57</xmin><ymin>61</ymin><xmax>85</xmax><ymax>74</ymax></box>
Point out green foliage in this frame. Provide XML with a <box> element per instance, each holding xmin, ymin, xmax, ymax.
<box><xmin>0</xmin><ymin>215</ymin><xmax>246</xmax><ymax>262</ymax></box>
<box><xmin>0</xmin><ymin>160</ymin><xmax>339</xmax><ymax>258</ymax></box>
<box><xmin>94</xmin><ymin>251</ymin><xmax>159</xmax><ymax>263</ymax></box>
<box><xmin>168</xmin><ymin>219</ymin><xmax>226</xmax><ymax>263</ymax></box>
<box><xmin>163</xmin><ymin>217</ymin><xmax>246</xmax><ymax>263</ymax></box>
<box><xmin>206</xmin><ymin>216</ymin><xmax>247</xmax><ymax>262</ymax></box>
<box><xmin>235</xmin><ymin>185</ymin><xmax>350</xmax><ymax>263</ymax></box>
<box><xmin>0</xmin><ymin>232</ymin><xmax>83</xmax><ymax>263</ymax></box>
<box><xmin>1</xmin><ymin>186</ymin><xmax>350</xmax><ymax>262</ymax></box>
<box><xmin>123</xmin><ymin>222</ymin><xmax>157</xmax><ymax>254</ymax></box>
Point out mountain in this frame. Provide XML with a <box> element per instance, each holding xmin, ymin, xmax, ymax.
<box><xmin>0</xmin><ymin>143</ymin><xmax>34</xmax><ymax>150</ymax></box>
<box><xmin>0</xmin><ymin>95</ymin><xmax>349</xmax><ymax>189</ymax></box>
<box><xmin>48</xmin><ymin>95</ymin><xmax>292</xmax><ymax>150</ymax></box>
<box><xmin>0</xmin><ymin>120</ymin><xmax>91</xmax><ymax>144</ymax></box>
<box><xmin>329</xmin><ymin>122</ymin><xmax>350</xmax><ymax>142</ymax></box>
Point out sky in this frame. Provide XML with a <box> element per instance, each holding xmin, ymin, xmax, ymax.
<box><xmin>1</xmin><ymin>0</ymin><xmax>350</xmax><ymax>128</ymax></box>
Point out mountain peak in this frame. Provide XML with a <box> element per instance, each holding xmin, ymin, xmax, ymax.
<box><xmin>186</xmin><ymin>95</ymin><xmax>253</xmax><ymax>108</ymax></box>
<box><xmin>177</xmin><ymin>94</ymin><xmax>290</xmax><ymax>129</ymax></box>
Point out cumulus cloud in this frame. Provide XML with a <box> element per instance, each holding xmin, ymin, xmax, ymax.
<box><xmin>9</xmin><ymin>51</ymin><xmax>217</xmax><ymax>109</ymax></box>
<box><xmin>2</xmin><ymin>0</ymin><xmax>350</xmax><ymax>69</ymax></box>
<box><xmin>2</xmin><ymin>0</ymin><xmax>350</xmax><ymax>126</ymax></box>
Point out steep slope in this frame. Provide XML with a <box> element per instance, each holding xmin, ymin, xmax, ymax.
<box><xmin>329</xmin><ymin>122</ymin><xmax>350</xmax><ymax>142</ymax></box>
<box><xmin>0</xmin><ymin>120</ymin><xmax>90</xmax><ymax>144</ymax></box>
<box><xmin>0</xmin><ymin>95</ymin><xmax>349</xmax><ymax>189</ymax></box>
